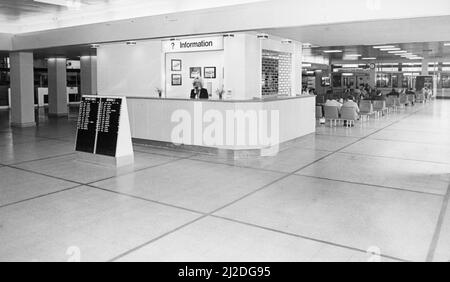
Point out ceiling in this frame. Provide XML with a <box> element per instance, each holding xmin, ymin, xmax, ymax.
<box><xmin>0</xmin><ymin>0</ymin><xmax>268</xmax><ymax>33</ymax></box>
<box><xmin>302</xmin><ymin>42</ymin><xmax>450</xmax><ymax>63</ymax></box>
<box><xmin>0</xmin><ymin>0</ymin><xmax>108</xmax><ymax>20</ymax></box>
<box><xmin>268</xmin><ymin>16</ymin><xmax>450</xmax><ymax>62</ymax></box>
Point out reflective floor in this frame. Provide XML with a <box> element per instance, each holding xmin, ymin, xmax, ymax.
<box><xmin>0</xmin><ymin>101</ymin><xmax>449</xmax><ymax>262</ymax></box>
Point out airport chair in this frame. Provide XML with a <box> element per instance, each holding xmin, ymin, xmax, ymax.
<box><xmin>394</xmin><ymin>97</ymin><xmax>402</xmax><ymax>109</ymax></box>
<box><xmin>373</xmin><ymin>100</ymin><xmax>388</xmax><ymax>117</ymax></box>
<box><xmin>340</xmin><ymin>107</ymin><xmax>358</xmax><ymax>127</ymax></box>
<box><xmin>399</xmin><ymin>95</ymin><xmax>409</xmax><ymax>106</ymax></box>
<box><xmin>324</xmin><ymin>106</ymin><xmax>340</xmax><ymax>127</ymax></box>
<box><xmin>416</xmin><ymin>93</ymin><xmax>426</xmax><ymax>103</ymax></box>
<box><xmin>359</xmin><ymin>100</ymin><xmax>376</xmax><ymax>121</ymax></box>
<box><xmin>407</xmin><ymin>94</ymin><xmax>415</xmax><ymax>105</ymax></box>
<box><xmin>385</xmin><ymin>97</ymin><xmax>396</xmax><ymax>113</ymax></box>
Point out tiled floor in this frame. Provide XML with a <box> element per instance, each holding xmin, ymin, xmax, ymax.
<box><xmin>0</xmin><ymin>102</ymin><xmax>449</xmax><ymax>262</ymax></box>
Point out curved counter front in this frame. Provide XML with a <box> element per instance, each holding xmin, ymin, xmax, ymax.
<box><xmin>126</xmin><ymin>95</ymin><xmax>316</xmax><ymax>157</ymax></box>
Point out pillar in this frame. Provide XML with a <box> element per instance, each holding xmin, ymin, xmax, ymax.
<box><xmin>291</xmin><ymin>42</ymin><xmax>302</xmax><ymax>96</ymax></box>
<box><xmin>48</xmin><ymin>58</ymin><xmax>68</xmax><ymax>117</ymax></box>
<box><xmin>422</xmin><ymin>59</ymin><xmax>430</xmax><ymax>76</ymax></box>
<box><xmin>9</xmin><ymin>52</ymin><xmax>36</xmax><ymax>127</ymax></box>
<box><xmin>80</xmin><ymin>56</ymin><xmax>97</xmax><ymax>95</ymax></box>
<box><xmin>369</xmin><ymin>67</ymin><xmax>376</xmax><ymax>88</ymax></box>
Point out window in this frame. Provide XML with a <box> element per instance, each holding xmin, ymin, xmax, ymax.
<box><xmin>376</xmin><ymin>73</ymin><xmax>391</xmax><ymax>88</ymax></box>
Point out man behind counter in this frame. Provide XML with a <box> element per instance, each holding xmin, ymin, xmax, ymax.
<box><xmin>190</xmin><ymin>78</ymin><xmax>209</xmax><ymax>100</ymax></box>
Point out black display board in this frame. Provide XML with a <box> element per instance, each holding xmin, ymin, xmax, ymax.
<box><xmin>75</xmin><ymin>97</ymin><xmax>122</xmax><ymax>157</ymax></box>
<box><xmin>75</xmin><ymin>97</ymin><xmax>100</xmax><ymax>154</ymax></box>
<box><xmin>415</xmin><ymin>76</ymin><xmax>433</xmax><ymax>92</ymax></box>
<box><xmin>95</xmin><ymin>98</ymin><xmax>122</xmax><ymax>157</ymax></box>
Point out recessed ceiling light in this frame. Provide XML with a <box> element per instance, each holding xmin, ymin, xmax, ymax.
<box><xmin>373</xmin><ymin>45</ymin><xmax>396</xmax><ymax>49</ymax></box>
<box><xmin>256</xmin><ymin>33</ymin><xmax>269</xmax><ymax>39</ymax></box>
<box><xmin>323</xmin><ymin>50</ymin><xmax>343</xmax><ymax>53</ymax></box>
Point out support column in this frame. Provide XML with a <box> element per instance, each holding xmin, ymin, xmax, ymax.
<box><xmin>291</xmin><ymin>42</ymin><xmax>302</xmax><ymax>96</ymax></box>
<box><xmin>80</xmin><ymin>56</ymin><xmax>97</xmax><ymax>95</ymax></box>
<box><xmin>369</xmin><ymin>67</ymin><xmax>376</xmax><ymax>88</ymax></box>
<box><xmin>422</xmin><ymin>59</ymin><xmax>430</xmax><ymax>76</ymax></box>
<box><xmin>10</xmin><ymin>52</ymin><xmax>36</xmax><ymax>127</ymax></box>
<box><xmin>48</xmin><ymin>58</ymin><xmax>68</xmax><ymax>117</ymax></box>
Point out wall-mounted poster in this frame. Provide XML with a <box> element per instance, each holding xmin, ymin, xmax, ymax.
<box><xmin>204</xmin><ymin>67</ymin><xmax>216</xmax><ymax>79</ymax></box>
<box><xmin>190</xmin><ymin>67</ymin><xmax>202</xmax><ymax>79</ymax></box>
<box><xmin>171</xmin><ymin>74</ymin><xmax>182</xmax><ymax>86</ymax></box>
<box><xmin>171</xmin><ymin>59</ymin><xmax>182</xmax><ymax>71</ymax></box>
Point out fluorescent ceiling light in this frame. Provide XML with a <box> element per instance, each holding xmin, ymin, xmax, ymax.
<box><xmin>362</xmin><ymin>57</ymin><xmax>377</xmax><ymax>60</ymax></box>
<box><xmin>302</xmin><ymin>63</ymin><xmax>312</xmax><ymax>67</ymax></box>
<box><xmin>388</xmin><ymin>50</ymin><xmax>407</xmax><ymax>54</ymax></box>
<box><xmin>346</xmin><ymin>54</ymin><xmax>362</xmax><ymax>57</ymax></box>
<box><xmin>342</xmin><ymin>73</ymin><xmax>354</xmax><ymax>76</ymax></box>
<box><xmin>381</xmin><ymin>48</ymin><xmax>401</xmax><ymax>51</ymax></box>
<box><xmin>444</xmin><ymin>43</ymin><xmax>450</xmax><ymax>46</ymax></box>
<box><xmin>323</xmin><ymin>50</ymin><xmax>342</xmax><ymax>53</ymax></box>
<box><xmin>34</xmin><ymin>0</ymin><xmax>81</xmax><ymax>8</ymax></box>
<box><xmin>342</xmin><ymin>64</ymin><xmax>359</xmax><ymax>68</ymax></box>
<box><xmin>373</xmin><ymin>45</ymin><xmax>396</xmax><ymax>49</ymax></box>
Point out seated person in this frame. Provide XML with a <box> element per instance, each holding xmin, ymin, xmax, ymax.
<box><xmin>373</xmin><ymin>92</ymin><xmax>387</xmax><ymax>101</ymax></box>
<box><xmin>190</xmin><ymin>78</ymin><xmax>209</xmax><ymax>99</ymax></box>
<box><xmin>324</xmin><ymin>98</ymin><xmax>343</xmax><ymax>111</ymax></box>
<box><xmin>387</xmin><ymin>88</ymin><xmax>399</xmax><ymax>97</ymax></box>
<box><xmin>406</xmin><ymin>88</ymin><xmax>415</xmax><ymax>95</ymax></box>
<box><xmin>342</xmin><ymin>96</ymin><xmax>360</xmax><ymax>125</ymax></box>
<box><xmin>302</xmin><ymin>86</ymin><xmax>309</xmax><ymax>95</ymax></box>
<box><xmin>343</xmin><ymin>96</ymin><xmax>360</xmax><ymax>113</ymax></box>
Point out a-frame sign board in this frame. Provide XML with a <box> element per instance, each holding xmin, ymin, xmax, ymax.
<box><xmin>75</xmin><ymin>95</ymin><xmax>134</xmax><ymax>167</ymax></box>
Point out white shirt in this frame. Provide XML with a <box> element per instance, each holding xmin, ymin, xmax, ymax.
<box><xmin>324</xmin><ymin>100</ymin><xmax>343</xmax><ymax>110</ymax></box>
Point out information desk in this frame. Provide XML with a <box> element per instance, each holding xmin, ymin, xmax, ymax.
<box><xmin>127</xmin><ymin>96</ymin><xmax>316</xmax><ymax>157</ymax></box>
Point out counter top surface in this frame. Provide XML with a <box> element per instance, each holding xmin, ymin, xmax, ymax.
<box><xmin>125</xmin><ymin>95</ymin><xmax>315</xmax><ymax>103</ymax></box>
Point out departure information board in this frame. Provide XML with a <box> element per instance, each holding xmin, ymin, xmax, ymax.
<box><xmin>75</xmin><ymin>97</ymin><xmax>100</xmax><ymax>154</ymax></box>
<box><xmin>75</xmin><ymin>97</ymin><xmax>122</xmax><ymax>157</ymax></box>
<box><xmin>96</xmin><ymin>98</ymin><xmax>122</xmax><ymax>157</ymax></box>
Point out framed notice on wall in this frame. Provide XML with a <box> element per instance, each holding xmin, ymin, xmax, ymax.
<box><xmin>171</xmin><ymin>59</ymin><xmax>182</xmax><ymax>71</ymax></box>
<box><xmin>172</xmin><ymin>74</ymin><xmax>182</xmax><ymax>86</ymax></box>
<box><xmin>190</xmin><ymin>67</ymin><xmax>202</xmax><ymax>79</ymax></box>
<box><xmin>204</xmin><ymin>67</ymin><xmax>216</xmax><ymax>79</ymax></box>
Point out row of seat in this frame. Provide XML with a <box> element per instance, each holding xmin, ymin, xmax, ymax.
<box><xmin>316</xmin><ymin>95</ymin><xmax>418</xmax><ymax>127</ymax></box>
